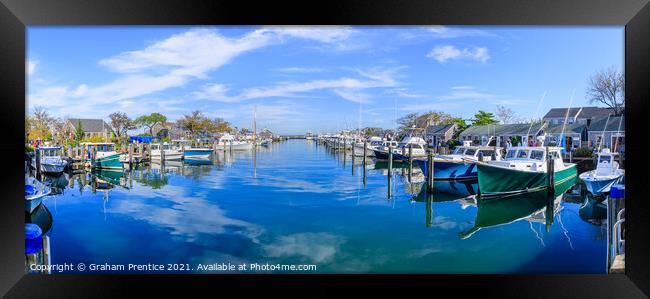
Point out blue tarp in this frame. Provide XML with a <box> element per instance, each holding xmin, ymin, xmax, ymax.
<box><xmin>130</xmin><ymin>136</ymin><xmax>153</xmax><ymax>143</ymax></box>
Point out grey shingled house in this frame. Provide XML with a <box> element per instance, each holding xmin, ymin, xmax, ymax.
<box><xmin>423</xmin><ymin>123</ymin><xmax>457</xmax><ymax>146</ymax></box>
<box><xmin>543</xmin><ymin>106</ymin><xmax>614</xmax><ymax>127</ymax></box>
<box><xmin>587</xmin><ymin>115</ymin><xmax>625</xmax><ymax>152</ymax></box>
<box><xmin>66</xmin><ymin>118</ymin><xmax>113</xmax><ymax>140</ymax></box>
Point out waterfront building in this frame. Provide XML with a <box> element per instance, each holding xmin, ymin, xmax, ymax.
<box><xmin>543</xmin><ymin>106</ymin><xmax>614</xmax><ymax>126</ymax></box>
<box><xmin>65</xmin><ymin>118</ymin><xmax>113</xmax><ymax>140</ymax></box>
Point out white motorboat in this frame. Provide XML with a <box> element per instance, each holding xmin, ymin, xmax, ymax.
<box><xmin>25</xmin><ymin>176</ymin><xmax>51</xmax><ymax>213</ymax></box>
<box><xmin>353</xmin><ymin>136</ymin><xmax>383</xmax><ymax>157</ymax></box>
<box><xmin>214</xmin><ymin>133</ymin><xmax>253</xmax><ymax>150</ymax></box>
<box><xmin>579</xmin><ymin>148</ymin><xmax>625</xmax><ymax>195</ymax></box>
<box><xmin>33</xmin><ymin>146</ymin><xmax>67</xmax><ymax>174</ymax></box>
<box><xmin>150</xmin><ymin>143</ymin><xmax>183</xmax><ymax>160</ymax></box>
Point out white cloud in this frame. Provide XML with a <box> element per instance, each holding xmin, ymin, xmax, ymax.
<box><xmin>277</xmin><ymin>67</ymin><xmax>324</xmax><ymax>73</ymax></box>
<box><xmin>387</xmin><ymin>88</ymin><xmax>424</xmax><ymax>98</ymax></box>
<box><xmin>436</xmin><ymin>86</ymin><xmax>528</xmax><ymax>106</ymax></box>
<box><xmin>426</xmin><ymin>45</ymin><xmax>490</xmax><ymax>63</ymax></box>
<box><xmin>29</xmin><ymin>27</ymin><xmax>360</xmax><ymax>117</ymax></box>
<box><xmin>263</xmin><ymin>232</ymin><xmax>346</xmax><ymax>263</ymax></box>
<box><xmin>334</xmin><ymin>89</ymin><xmax>371</xmax><ymax>104</ymax></box>
<box><xmin>194</xmin><ymin>67</ymin><xmax>401</xmax><ymax>103</ymax></box>
<box><xmin>27</xmin><ymin>60</ymin><xmax>37</xmax><ymax>76</ymax></box>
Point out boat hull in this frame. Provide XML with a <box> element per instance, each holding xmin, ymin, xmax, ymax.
<box><xmin>183</xmin><ymin>149</ymin><xmax>213</xmax><ymax>160</ymax></box>
<box><xmin>93</xmin><ymin>153</ymin><xmax>124</xmax><ymax>170</ymax></box>
<box><xmin>40</xmin><ymin>163</ymin><xmax>66</xmax><ymax>174</ymax></box>
<box><xmin>415</xmin><ymin>159</ymin><xmax>477</xmax><ymax>181</ymax></box>
<box><xmin>151</xmin><ymin>150</ymin><xmax>183</xmax><ymax>161</ymax></box>
<box><xmin>579</xmin><ymin>172</ymin><xmax>624</xmax><ymax>195</ymax></box>
<box><xmin>477</xmin><ymin>162</ymin><xmax>577</xmax><ymax>197</ymax></box>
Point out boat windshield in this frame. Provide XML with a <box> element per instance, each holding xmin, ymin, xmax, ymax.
<box><xmin>530</xmin><ymin>150</ymin><xmax>545</xmax><ymax>161</ymax></box>
<box><xmin>370</xmin><ymin>141</ymin><xmax>383</xmax><ymax>146</ymax></box>
<box><xmin>478</xmin><ymin>149</ymin><xmax>494</xmax><ymax>157</ymax></box>
<box><xmin>599</xmin><ymin>155</ymin><xmax>612</xmax><ymax>164</ymax></box>
<box><xmin>453</xmin><ymin>147</ymin><xmax>466</xmax><ymax>155</ymax></box>
<box><xmin>465</xmin><ymin>148</ymin><xmax>477</xmax><ymax>156</ymax></box>
<box><xmin>516</xmin><ymin>150</ymin><xmax>529</xmax><ymax>159</ymax></box>
<box><xmin>506</xmin><ymin>149</ymin><xmax>517</xmax><ymax>159</ymax></box>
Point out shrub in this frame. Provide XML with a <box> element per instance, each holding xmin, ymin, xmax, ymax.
<box><xmin>573</xmin><ymin>147</ymin><xmax>593</xmax><ymax>158</ymax></box>
<box><xmin>25</xmin><ymin>144</ymin><xmax>35</xmax><ymax>152</ymax></box>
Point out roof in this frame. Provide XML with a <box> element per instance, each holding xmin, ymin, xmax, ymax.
<box><xmin>460</xmin><ymin>123</ymin><xmax>543</xmax><ymax>136</ymax></box>
<box><xmin>546</xmin><ymin>123</ymin><xmax>586</xmax><ymax>134</ymax></box>
<box><xmin>543</xmin><ymin>106</ymin><xmax>614</xmax><ymax>119</ymax></box>
<box><xmin>461</xmin><ymin>121</ymin><xmax>587</xmax><ymax>137</ymax></box>
<box><xmin>67</xmin><ymin>118</ymin><xmax>112</xmax><ymax>133</ymax></box>
<box><xmin>589</xmin><ymin>115</ymin><xmax>624</xmax><ymax>132</ymax></box>
<box><xmin>425</xmin><ymin>123</ymin><xmax>456</xmax><ymax>135</ymax></box>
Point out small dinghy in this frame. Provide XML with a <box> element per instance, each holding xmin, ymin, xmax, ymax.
<box><xmin>579</xmin><ymin>148</ymin><xmax>624</xmax><ymax>195</ymax></box>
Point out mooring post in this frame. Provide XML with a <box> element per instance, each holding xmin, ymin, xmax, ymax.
<box><xmin>229</xmin><ymin>140</ymin><xmax>233</xmax><ymax>153</ymax></box>
<box><xmin>427</xmin><ymin>151</ymin><xmax>434</xmax><ymax>193</ymax></box>
<box><xmin>363</xmin><ymin>140</ymin><xmax>367</xmax><ymax>164</ymax></box>
<box><xmin>35</xmin><ymin>148</ymin><xmax>41</xmax><ymax>180</ymax></box>
<box><xmin>91</xmin><ymin>147</ymin><xmax>97</xmax><ymax>168</ymax></box>
<box><xmin>388</xmin><ymin>146</ymin><xmax>393</xmax><ymax>198</ymax></box>
<box><xmin>128</xmin><ymin>143</ymin><xmax>133</xmax><ymax>167</ymax></box>
<box><xmin>160</xmin><ymin>144</ymin><xmax>166</xmax><ymax>163</ymax></box>
<box><xmin>545</xmin><ymin>147</ymin><xmax>555</xmax><ymax>232</ymax></box>
<box><xmin>351</xmin><ymin>150</ymin><xmax>355</xmax><ymax>175</ymax></box>
<box><xmin>569</xmin><ymin>149</ymin><xmax>573</xmax><ymax>163</ymax></box>
<box><xmin>408</xmin><ymin>144</ymin><xmax>413</xmax><ymax>177</ymax></box>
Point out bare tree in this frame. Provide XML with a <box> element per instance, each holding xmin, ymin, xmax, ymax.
<box><xmin>29</xmin><ymin>107</ymin><xmax>54</xmax><ymax>141</ymax></box>
<box><xmin>496</xmin><ymin>105</ymin><xmax>516</xmax><ymax>124</ymax></box>
<box><xmin>109</xmin><ymin>112</ymin><xmax>135</xmax><ymax>141</ymax></box>
<box><xmin>586</xmin><ymin>67</ymin><xmax>625</xmax><ymax>115</ymax></box>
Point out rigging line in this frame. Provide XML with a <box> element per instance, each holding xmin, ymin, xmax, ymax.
<box><xmin>527</xmin><ymin>91</ymin><xmax>547</xmax><ymax>138</ymax></box>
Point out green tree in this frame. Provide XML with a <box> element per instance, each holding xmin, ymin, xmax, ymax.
<box><xmin>471</xmin><ymin>110</ymin><xmax>498</xmax><ymax>126</ymax></box>
<box><xmin>28</xmin><ymin>107</ymin><xmax>53</xmax><ymax>142</ymax></box>
<box><xmin>135</xmin><ymin>113</ymin><xmax>167</xmax><ymax>136</ymax></box>
<box><xmin>178</xmin><ymin>111</ymin><xmax>208</xmax><ymax>140</ymax></box>
<box><xmin>75</xmin><ymin>120</ymin><xmax>84</xmax><ymax>142</ymax></box>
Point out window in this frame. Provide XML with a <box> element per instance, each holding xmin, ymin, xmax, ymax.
<box><xmin>530</xmin><ymin>150</ymin><xmax>545</xmax><ymax>160</ymax></box>
<box><xmin>479</xmin><ymin>150</ymin><xmax>494</xmax><ymax>157</ymax></box>
<box><xmin>453</xmin><ymin>147</ymin><xmax>466</xmax><ymax>155</ymax></box>
<box><xmin>465</xmin><ymin>148</ymin><xmax>476</xmax><ymax>156</ymax></box>
<box><xmin>517</xmin><ymin>150</ymin><xmax>529</xmax><ymax>159</ymax></box>
<box><xmin>506</xmin><ymin>149</ymin><xmax>517</xmax><ymax>159</ymax></box>
<box><xmin>599</xmin><ymin>155</ymin><xmax>612</xmax><ymax>163</ymax></box>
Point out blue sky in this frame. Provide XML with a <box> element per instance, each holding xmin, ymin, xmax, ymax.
<box><xmin>27</xmin><ymin>26</ymin><xmax>623</xmax><ymax>135</ymax></box>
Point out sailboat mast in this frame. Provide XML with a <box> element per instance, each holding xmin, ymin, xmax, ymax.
<box><xmin>253</xmin><ymin>105</ymin><xmax>257</xmax><ymax>141</ymax></box>
<box><xmin>559</xmin><ymin>89</ymin><xmax>575</xmax><ymax>148</ymax></box>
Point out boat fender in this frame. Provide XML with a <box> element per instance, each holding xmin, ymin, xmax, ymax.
<box><xmin>610</xmin><ymin>185</ymin><xmax>625</xmax><ymax>199</ymax></box>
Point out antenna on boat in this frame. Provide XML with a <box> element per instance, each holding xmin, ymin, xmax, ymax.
<box><xmin>613</xmin><ymin>114</ymin><xmax>623</xmax><ymax>152</ymax></box>
<box><xmin>598</xmin><ymin>115</ymin><xmax>611</xmax><ymax>152</ymax></box>
<box><xmin>559</xmin><ymin>89</ymin><xmax>575</xmax><ymax>148</ymax></box>
<box><xmin>527</xmin><ymin>91</ymin><xmax>547</xmax><ymax>140</ymax></box>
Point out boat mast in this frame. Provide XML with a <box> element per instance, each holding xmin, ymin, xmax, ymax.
<box><xmin>527</xmin><ymin>91</ymin><xmax>547</xmax><ymax>144</ymax></box>
<box><xmin>253</xmin><ymin>105</ymin><xmax>257</xmax><ymax>141</ymax></box>
<box><xmin>559</xmin><ymin>89</ymin><xmax>575</xmax><ymax>148</ymax></box>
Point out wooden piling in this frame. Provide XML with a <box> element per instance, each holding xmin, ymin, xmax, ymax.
<box><xmin>427</xmin><ymin>152</ymin><xmax>434</xmax><ymax>193</ymax></box>
<box><xmin>388</xmin><ymin>146</ymin><xmax>393</xmax><ymax>198</ymax></box>
<box><xmin>408</xmin><ymin>144</ymin><xmax>413</xmax><ymax>177</ymax></box>
<box><xmin>35</xmin><ymin>148</ymin><xmax>41</xmax><ymax>180</ymax></box>
<box><xmin>160</xmin><ymin>144</ymin><xmax>166</xmax><ymax>163</ymax></box>
<box><xmin>362</xmin><ymin>140</ymin><xmax>367</xmax><ymax>187</ymax></box>
<box><xmin>546</xmin><ymin>147</ymin><xmax>555</xmax><ymax>232</ymax></box>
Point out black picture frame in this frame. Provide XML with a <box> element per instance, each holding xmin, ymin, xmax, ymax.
<box><xmin>1</xmin><ymin>0</ymin><xmax>648</xmax><ymax>296</ymax></box>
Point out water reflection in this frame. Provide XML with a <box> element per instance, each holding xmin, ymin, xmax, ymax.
<box><xmin>33</xmin><ymin>140</ymin><xmax>608</xmax><ymax>273</ymax></box>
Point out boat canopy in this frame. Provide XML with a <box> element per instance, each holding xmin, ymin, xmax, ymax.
<box><xmin>130</xmin><ymin>136</ymin><xmax>154</xmax><ymax>143</ymax></box>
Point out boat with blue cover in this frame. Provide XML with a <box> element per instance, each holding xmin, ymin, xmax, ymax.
<box><xmin>25</xmin><ymin>176</ymin><xmax>51</xmax><ymax>213</ymax></box>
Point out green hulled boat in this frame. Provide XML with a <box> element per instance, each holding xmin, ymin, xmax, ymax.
<box><xmin>477</xmin><ymin>146</ymin><xmax>577</xmax><ymax>197</ymax></box>
<box><xmin>93</xmin><ymin>153</ymin><xmax>124</xmax><ymax>170</ymax></box>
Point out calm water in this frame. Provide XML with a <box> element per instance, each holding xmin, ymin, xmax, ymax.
<box><xmin>31</xmin><ymin>139</ymin><xmax>607</xmax><ymax>273</ymax></box>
